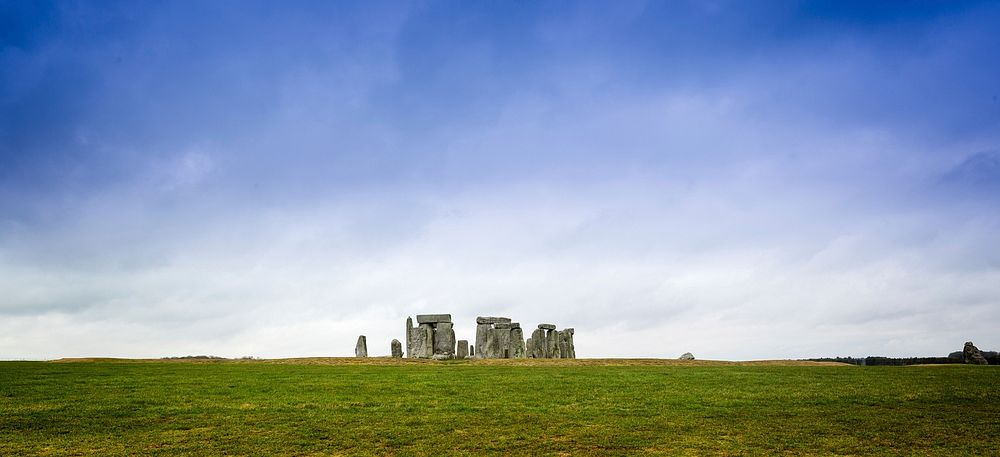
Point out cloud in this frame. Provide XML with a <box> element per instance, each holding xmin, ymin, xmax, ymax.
<box><xmin>1</xmin><ymin>1</ymin><xmax>999</xmax><ymax>359</ymax></box>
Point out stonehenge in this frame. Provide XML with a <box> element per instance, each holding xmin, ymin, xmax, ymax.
<box><xmin>527</xmin><ymin>324</ymin><xmax>575</xmax><ymax>359</ymax></box>
<box><xmin>406</xmin><ymin>314</ymin><xmax>457</xmax><ymax>359</ymax></box>
<box><xmin>390</xmin><ymin>339</ymin><xmax>403</xmax><ymax>358</ymax></box>
<box><xmin>397</xmin><ymin>314</ymin><xmax>575</xmax><ymax>360</ymax></box>
<box><xmin>355</xmin><ymin>335</ymin><xmax>367</xmax><ymax>358</ymax></box>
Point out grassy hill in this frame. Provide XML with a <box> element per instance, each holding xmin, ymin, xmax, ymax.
<box><xmin>1</xmin><ymin>358</ymin><xmax>997</xmax><ymax>455</ymax></box>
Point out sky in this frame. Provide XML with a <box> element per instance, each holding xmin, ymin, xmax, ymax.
<box><xmin>1</xmin><ymin>0</ymin><xmax>999</xmax><ymax>360</ymax></box>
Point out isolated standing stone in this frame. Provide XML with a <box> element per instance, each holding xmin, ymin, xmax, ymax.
<box><xmin>355</xmin><ymin>335</ymin><xmax>368</xmax><ymax>358</ymax></box>
<box><xmin>457</xmin><ymin>340</ymin><xmax>469</xmax><ymax>359</ymax></box>
<box><xmin>391</xmin><ymin>339</ymin><xmax>403</xmax><ymax>358</ymax></box>
<box><xmin>434</xmin><ymin>322</ymin><xmax>456</xmax><ymax>357</ymax></box>
<box><xmin>679</xmin><ymin>352</ymin><xmax>695</xmax><ymax>360</ymax></box>
<box><xmin>964</xmin><ymin>341</ymin><xmax>988</xmax><ymax>365</ymax></box>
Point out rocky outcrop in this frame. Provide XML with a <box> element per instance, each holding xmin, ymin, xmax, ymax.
<box><xmin>963</xmin><ymin>341</ymin><xmax>988</xmax><ymax>365</ymax></box>
<box><xmin>679</xmin><ymin>352</ymin><xmax>695</xmax><ymax>360</ymax></box>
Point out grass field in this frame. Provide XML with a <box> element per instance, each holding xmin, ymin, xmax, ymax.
<box><xmin>1</xmin><ymin>358</ymin><xmax>998</xmax><ymax>455</ymax></box>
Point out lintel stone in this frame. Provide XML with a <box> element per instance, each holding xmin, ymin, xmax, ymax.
<box><xmin>416</xmin><ymin>314</ymin><xmax>452</xmax><ymax>324</ymax></box>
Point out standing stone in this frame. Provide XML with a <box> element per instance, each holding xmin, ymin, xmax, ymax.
<box><xmin>964</xmin><ymin>341</ymin><xmax>988</xmax><ymax>365</ymax></box>
<box><xmin>405</xmin><ymin>317</ymin><xmax>414</xmax><ymax>358</ymax></box>
<box><xmin>525</xmin><ymin>337</ymin><xmax>533</xmax><ymax>358</ymax></box>
<box><xmin>470</xmin><ymin>345</ymin><xmax>475</xmax><ymax>357</ymax></box>
<box><xmin>434</xmin><ymin>322</ymin><xmax>456</xmax><ymax>357</ymax></box>
<box><xmin>547</xmin><ymin>329</ymin><xmax>561</xmax><ymax>359</ymax></box>
<box><xmin>485</xmin><ymin>326</ymin><xmax>501</xmax><ymax>358</ymax></box>
<box><xmin>496</xmin><ymin>325</ymin><xmax>512</xmax><ymax>358</ymax></box>
<box><xmin>411</xmin><ymin>323</ymin><xmax>434</xmax><ymax>359</ymax></box>
<box><xmin>561</xmin><ymin>328</ymin><xmax>576</xmax><ymax>359</ymax></box>
<box><xmin>475</xmin><ymin>323</ymin><xmax>492</xmax><ymax>359</ymax></box>
<box><xmin>355</xmin><ymin>335</ymin><xmax>367</xmax><ymax>358</ymax></box>
<box><xmin>531</xmin><ymin>328</ymin><xmax>546</xmax><ymax>358</ymax></box>
<box><xmin>457</xmin><ymin>340</ymin><xmax>469</xmax><ymax>359</ymax></box>
<box><xmin>391</xmin><ymin>339</ymin><xmax>403</xmax><ymax>358</ymax></box>
<box><xmin>511</xmin><ymin>326</ymin><xmax>526</xmax><ymax>358</ymax></box>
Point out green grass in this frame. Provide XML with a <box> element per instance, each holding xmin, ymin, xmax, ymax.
<box><xmin>1</xmin><ymin>360</ymin><xmax>998</xmax><ymax>455</ymax></box>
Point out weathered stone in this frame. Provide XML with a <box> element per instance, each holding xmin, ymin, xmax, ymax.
<box><xmin>494</xmin><ymin>322</ymin><xmax>511</xmax><ymax>329</ymax></box>
<box><xmin>470</xmin><ymin>345</ymin><xmax>475</xmax><ymax>357</ymax></box>
<box><xmin>561</xmin><ymin>328</ymin><xmax>576</xmax><ymax>359</ymax></box>
<box><xmin>434</xmin><ymin>322</ymin><xmax>456</xmax><ymax>356</ymax></box>
<box><xmin>531</xmin><ymin>328</ymin><xmax>547</xmax><ymax>358</ymax></box>
<box><xmin>964</xmin><ymin>341</ymin><xmax>988</xmax><ymax>365</ymax></box>
<box><xmin>511</xmin><ymin>326</ymin><xmax>526</xmax><ymax>358</ymax></box>
<box><xmin>457</xmin><ymin>340</ymin><xmax>469</xmax><ymax>359</ymax></box>
<box><xmin>355</xmin><ymin>335</ymin><xmax>367</xmax><ymax>358</ymax></box>
<box><xmin>524</xmin><ymin>338</ymin><xmax>533</xmax><ymax>358</ymax></box>
<box><xmin>679</xmin><ymin>352</ymin><xmax>695</xmax><ymax>360</ymax></box>
<box><xmin>547</xmin><ymin>329</ymin><xmax>561</xmax><ymax>359</ymax></box>
<box><xmin>410</xmin><ymin>323</ymin><xmax>433</xmax><ymax>359</ymax></box>
<box><xmin>405</xmin><ymin>317</ymin><xmax>414</xmax><ymax>358</ymax></box>
<box><xmin>390</xmin><ymin>339</ymin><xmax>403</xmax><ymax>358</ymax></box>
<box><xmin>475</xmin><ymin>323</ymin><xmax>491</xmax><ymax>359</ymax></box>
<box><xmin>538</xmin><ymin>323</ymin><xmax>556</xmax><ymax>330</ymax></box>
<box><xmin>510</xmin><ymin>322</ymin><xmax>520</xmax><ymax>329</ymax></box>
<box><xmin>476</xmin><ymin>316</ymin><xmax>512</xmax><ymax>324</ymax></box>
<box><xmin>416</xmin><ymin>314</ymin><xmax>452</xmax><ymax>324</ymax></box>
<box><xmin>485</xmin><ymin>326</ymin><xmax>501</xmax><ymax>358</ymax></box>
<box><xmin>496</xmin><ymin>326</ymin><xmax>512</xmax><ymax>358</ymax></box>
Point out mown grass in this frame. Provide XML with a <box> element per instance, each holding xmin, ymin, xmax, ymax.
<box><xmin>1</xmin><ymin>359</ymin><xmax>997</xmax><ymax>455</ymax></box>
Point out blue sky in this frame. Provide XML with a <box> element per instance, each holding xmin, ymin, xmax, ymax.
<box><xmin>1</xmin><ymin>1</ymin><xmax>998</xmax><ymax>359</ymax></box>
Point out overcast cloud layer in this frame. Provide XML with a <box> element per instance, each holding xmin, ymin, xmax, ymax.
<box><xmin>2</xmin><ymin>1</ymin><xmax>999</xmax><ymax>360</ymax></box>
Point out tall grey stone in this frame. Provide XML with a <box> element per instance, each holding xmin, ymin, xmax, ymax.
<box><xmin>476</xmin><ymin>316</ymin><xmax>512</xmax><ymax>324</ymax></box>
<box><xmin>561</xmin><ymin>328</ymin><xmax>576</xmax><ymax>359</ymax></box>
<box><xmin>485</xmin><ymin>326</ymin><xmax>501</xmax><ymax>358</ymax></box>
<box><xmin>405</xmin><ymin>317</ymin><xmax>414</xmax><ymax>358</ymax></box>
<box><xmin>391</xmin><ymin>339</ymin><xmax>403</xmax><ymax>358</ymax></box>
<box><xmin>475</xmin><ymin>323</ymin><xmax>491</xmax><ymax>359</ymax></box>
<box><xmin>531</xmin><ymin>328</ymin><xmax>546</xmax><ymax>358</ymax></box>
<box><xmin>457</xmin><ymin>340</ymin><xmax>469</xmax><ymax>359</ymax></box>
<box><xmin>355</xmin><ymin>335</ymin><xmax>367</xmax><ymax>358</ymax></box>
<box><xmin>496</xmin><ymin>325</ymin><xmax>512</xmax><ymax>358</ymax></box>
<box><xmin>510</xmin><ymin>326</ymin><xmax>526</xmax><ymax>358</ymax></box>
<box><xmin>416</xmin><ymin>314</ymin><xmax>452</xmax><ymax>324</ymax></box>
<box><xmin>547</xmin><ymin>330</ymin><xmax>561</xmax><ymax>359</ymax></box>
<box><xmin>470</xmin><ymin>345</ymin><xmax>474</xmax><ymax>357</ymax></box>
<box><xmin>524</xmin><ymin>337</ymin><xmax>533</xmax><ymax>358</ymax></box>
<box><xmin>410</xmin><ymin>323</ymin><xmax>433</xmax><ymax>359</ymax></box>
<box><xmin>434</xmin><ymin>322</ymin><xmax>456</xmax><ymax>357</ymax></box>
